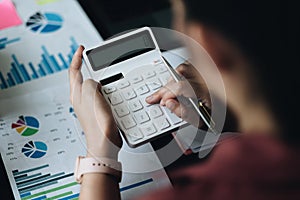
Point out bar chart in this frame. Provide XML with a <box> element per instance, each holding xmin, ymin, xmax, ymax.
<box><xmin>12</xmin><ymin>164</ymin><xmax>79</xmax><ymax>200</ymax></box>
<box><xmin>11</xmin><ymin>163</ymin><xmax>155</xmax><ymax>200</ymax></box>
<box><xmin>0</xmin><ymin>36</ymin><xmax>78</xmax><ymax>90</ymax></box>
<box><xmin>0</xmin><ymin>37</ymin><xmax>21</xmax><ymax>50</ymax></box>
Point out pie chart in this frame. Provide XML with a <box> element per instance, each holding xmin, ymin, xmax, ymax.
<box><xmin>22</xmin><ymin>141</ymin><xmax>47</xmax><ymax>159</ymax></box>
<box><xmin>26</xmin><ymin>12</ymin><xmax>63</xmax><ymax>33</ymax></box>
<box><xmin>11</xmin><ymin>116</ymin><xmax>39</xmax><ymax>136</ymax></box>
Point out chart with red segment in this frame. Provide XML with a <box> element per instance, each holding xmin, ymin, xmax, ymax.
<box><xmin>11</xmin><ymin>116</ymin><xmax>40</xmax><ymax>136</ymax></box>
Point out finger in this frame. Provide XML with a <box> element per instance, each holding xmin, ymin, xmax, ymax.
<box><xmin>145</xmin><ymin>86</ymin><xmax>175</xmax><ymax>105</ymax></box>
<box><xmin>69</xmin><ymin>45</ymin><xmax>84</xmax><ymax>88</ymax></box>
<box><xmin>160</xmin><ymin>81</ymin><xmax>196</xmax><ymax>105</ymax></box>
<box><xmin>175</xmin><ymin>62</ymin><xmax>194</xmax><ymax>78</ymax></box>
<box><xmin>165</xmin><ymin>99</ymin><xmax>180</xmax><ymax>115</ymax></box>
<box><xmin>165</xmin><ymin>99</ymin><xmax>202</xmax><ymax>127</ymax></box>
<box><xmin>159</xmin><ymin>88</ymin><xmax>177</xmax><ymax>106</ymax></box>
<box><xmin>69</xmin><ymin>45</ymin><xmax>84</xmax><ymax>105</ymax></box>
<box><xmin>175</xmin><ymin>63</ymin><xmax>189</xmax><ymax>75</ymax></box>
<box><xmin>146</xmin><ymin>80</ymin><xmax>196</xmax><ymax>106</ymax></box>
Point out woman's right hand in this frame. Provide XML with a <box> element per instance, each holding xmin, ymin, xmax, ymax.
<box><xmin>146</xmin><ymin>61</ymin><xmax>210</xmax><ymax>127</ymax></box>
<box><xmin>69</xmin><ymin>46</ymin><xmax>122</xmax><ymax>159</ymax></box>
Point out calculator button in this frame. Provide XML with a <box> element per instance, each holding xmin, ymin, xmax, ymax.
<box><xmin>134</xmin><ymin>111</ymin><xmax>150</xmax><ymax>124</ymax></box>
<box><xmin>154</xmin><ymin>118</ymin><xmax>170</xmax><ymax>130</ymax></box>
<box><xmin>135</xmin><ymin>84</ymin><xmax>150</xmax><ymax>95</ymax></box>
<box><xmin>108</xmin><ymin>93</ymin><xmax>123</xmax><ymax>105</ymax></box>
<box><xmin>155</xmin><ymin>64</ymin><xmax>168</xmax><ymax>74</ymax></box>
<box><xmin>128</xmin><ymin>100</ymin><xmax>143</xmax><ymax>112</ymax></box>
<box><xmin>130</xmin><ymin>76</ymin><xmax>143</xmax><ymax>84</ymax></box>
<box><xmin>140</xmin><ymin>96</ymin><xmax>151</xmax><ymax>107</ymax></box>
<box><xmin>121</xmin><ymin>116</ymin><xmax>136</xmax><ymax>129</ymax></box>
<box><xmin>143</xmin><ymin>71</ymin><xmax>156</xmax><ymax>79</ymax></box>
<box><xmin>159</xmin><ymin>73</ymin><xmax>171</xmax><ymax>85</ymax></box>
<box><xmin>149</xmin><ymin>105</ymin><xmax>163</xmax><ymax>118</ymax></box>
<box><xmin>104</xmin><ymin>86</ymin><xmax>117</xmax><ymax>94</ymax></box>
<box><xmin>162</xmin><ymin>106</ymin><xmax>182</xmax><ymax>125</ymax></box>
<box><xmin>126</xmin><ymin>129</ymin><xmax>143</xmax><ymax>141</ymax></box>
<box><xmin>154</xmin><ymin>59</ymin><xmax>163</xmax><ymax>65</ymax></box>
<box><xmin>122</xmin><ymin>88</ymin><xmax>137</xmax><ymax>100</ymax></box>
<box><xmin>114</xmin><ymin>105</ymin><xmax>130</xmax><ymax>117</ymax></box>
<box><xmin>141</xmin><ymin>124</ymin><xmax>157</xmax><ymax>136</ymax></box>
<box><xmin>146</xmin><ymin>78</ymin><xmax>162</xmax><ymax>90</ymax></box>
<box><xmin>117</xmin><ymin>80</ymin><xmax>130</xmax><ymax>89</ymax></box>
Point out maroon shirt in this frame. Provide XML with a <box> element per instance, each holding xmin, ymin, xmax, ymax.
<box><xmin>139</xmin><ymin>134</ymin><xmax>300</xmax><ymax>200</ymax></box>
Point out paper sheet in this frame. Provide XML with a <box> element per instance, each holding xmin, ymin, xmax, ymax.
<box><xmin>0</xmin><ymin>79</ymin><xmax>170</xmax><ymax>200</ymax></box>
<box><xmin>0</xmin><ymin>0</ymin><xmax>171</xmax><ymax>199</ymax></box>
<box><xmin>0</xmin><ymin>0</ymin><xmax>22</xmax><ymax>30</ymax></box>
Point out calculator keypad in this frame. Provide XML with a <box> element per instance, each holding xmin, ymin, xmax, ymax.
<box><xmin>102</xmin><ymin>62</ymin><xmax>184</xmax><ymax>146</ymax></box>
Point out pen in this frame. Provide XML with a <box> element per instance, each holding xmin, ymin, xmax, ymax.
<box><xmin>161</xmin><ymin>56</ymin><xmax>217</xmax><ymax>134</ymax></box>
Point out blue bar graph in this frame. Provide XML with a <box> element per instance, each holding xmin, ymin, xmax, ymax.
<box><xmin>38</xmin><ymin>64</ymin><xmax>46</xmax><ymax>77</ymax></box>
<box><xmin>11</xmin><ymin>63</ymin><xmax>24</xmax><ymax>83</ymax></box>
<box><xmin>7</xmin><ymin>73</ymin><xmax>16</xmax><ymax>86</ymax></box>
<box><xmin>41</xmin><ymin>57</ymin><xmax>54</xmax><ymax>74</ymax></box>
<box><xmin>58</xmin><ymin>193</ymin><xmax>79</xmax><ymax>200</ymax></box>
<box><xmin>50</xmin><ymin>55</ymin><xmax>61</xmax><ymax>71</ymax></box>
<box><xmin>0</xmin><ymin>37</ymin><xmax>21</xmax><ymax>50</ymax></box>
<box><xmin>120</xmin><ymin>178</ymin><xmax>154</xmax><ymax>192</ymax></box>
<box><xmin>16</xmin><ymin>173</ymin><xmax>42</xmax><ymax>182</ymax></box>
<box><xmin>58</xmin><ymin>53</ymin><xmax>68</xmax><ymax>69</ymax></box>
<box><xmin>52</xmin><ymin>178</ymin><xmax>153</xmax><ymax>200</ymax></box>
<box><xmin>0</xmin><ymin>72</ymin><xmax>8</xmax><ymax>89</ymax></box>
<box><xmin>13</xmin><ymin>164</ymin><xmax>49</xmax><ymax>176</ymax></box>
<box><xmin>20</xmin><ymin>192</ymin><xmax>31</xmax><ymax>198</ymax></box>
<box><xmin>32</xmin><ymin>195</ymin><xmax>46</xmax><ymax>200</ymax></box>
<box><xmin>29</xmin><ymin>63</ymin><xmax>38</xmax><ymax>79</ymax></box>
<box><xmin>12</xmin><ymin>54</ymin><xmax>31</xmax><ymax>81</ymax></box>
<box><xmin>0</xmin><ymin>36</ymin><xmax>78</xmax><ymax>90</ymax></box>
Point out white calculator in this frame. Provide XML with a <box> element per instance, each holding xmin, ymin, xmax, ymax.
<box><xmin>83</xmin><ymin>27</ymin><xmax>187</xmax><ymax>147</ymax></box>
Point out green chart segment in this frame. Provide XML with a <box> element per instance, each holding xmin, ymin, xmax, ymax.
<box><xmin>11</xmin><ymin>116</ymin><xmax>40</xmax><ymax>136</ymax></box>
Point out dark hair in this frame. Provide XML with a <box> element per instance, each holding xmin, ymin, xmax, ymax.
<box><xmin>183</xmin><ymin>0</ymin><xmax>299</xmax><ymax>143</ymax></box>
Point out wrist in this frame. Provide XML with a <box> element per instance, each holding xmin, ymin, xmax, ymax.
<box><xmin>75</xmin><ymin>156</ymin><xmax>122</xmax><ymax>184</ymax></box>
<box><xmin>86</xmin><ymin>148</ymin><xmax>119</xmax><ymax>160</ymax></box>
<box><xmin>85</xmin><ymin>132</ymin><xmax>121</xmax><ymax>160</ymax></box>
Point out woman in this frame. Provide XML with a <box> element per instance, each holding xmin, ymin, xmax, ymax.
<box><xmin>69</xmin><ymin>0</ymin><xmax>299</xmax><ymax>199</ymax></box>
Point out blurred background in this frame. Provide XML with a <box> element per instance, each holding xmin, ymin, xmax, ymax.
<box><xmin>78</xmin><ymin>0</ymin><xmax>182</xmax><ymax>50</ymax></box>
<box><xmin>78</xmin><ymin>0</ymin><xmax>171</xmax><ymax>38</ymax></box>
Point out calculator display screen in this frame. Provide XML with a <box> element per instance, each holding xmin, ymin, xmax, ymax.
<box><xmin>87</xmin><ymin>30</ymin><xmax>156</xmax><ymax>71</ymax></box>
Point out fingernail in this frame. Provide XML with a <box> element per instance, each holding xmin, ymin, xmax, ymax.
<box><xmin>146</xmin><ymin>95</ymin><xmax>153</xmax><ymax>102</ymax></box>
<box><xmin>166</xmin><ymin>101</ymin><xmax>175</xmax><ymax>111</ymax></box>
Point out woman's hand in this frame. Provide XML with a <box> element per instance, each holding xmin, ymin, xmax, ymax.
<box><xmin>146</xmin><ymin>61</ymin><xmax>210</xmax><ymax>127</ymax></box>
<box><xmin>69</xmin><ymin>46</ymin><xmax>122</xmax><ymax>159</ymax></box>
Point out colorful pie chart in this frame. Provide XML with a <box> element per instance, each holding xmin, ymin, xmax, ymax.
<box><xmin>22</xmin><ymin>141</ymin><xmax>47</xmax><ymax>159</ymax></box>
<box><xmin>11</xmin><ymin>116</ymin><xmax>39</xmax><ymax>136</ymax></box>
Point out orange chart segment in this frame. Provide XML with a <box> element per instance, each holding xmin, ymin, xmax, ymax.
<box><xmin>16</xmin><ymin>126</ymin><xmax>26</xmax><ymax>134</ymax></box>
